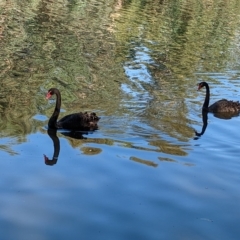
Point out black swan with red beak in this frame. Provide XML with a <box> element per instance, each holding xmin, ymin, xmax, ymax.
<box><xmin>46</xmin><ymin>88</ymin><xmax>100</xmax><ymax>130</ymax></box>
<box><xmin>198</xmin><ymin>82</ymin><xmax>240</xmax><ymax>113</ymax></box>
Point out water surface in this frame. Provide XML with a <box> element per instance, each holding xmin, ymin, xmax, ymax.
<box><xmin>0</xmin><ymin>0</ymin><xmax>240</xmax><ymax>239</ymax></box>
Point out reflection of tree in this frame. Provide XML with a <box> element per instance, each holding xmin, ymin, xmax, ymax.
<box><xmin>113</xmin><ymin>0</ymin><xmax>240</xmax><ymax>75</ymax></box>
<box><xmin>130</xmin><ymin>156</ymin><xmax>158</xmax><ymax>167</ymax></box>
<box><xmin>0</xmin><ymin>0</ymin><xmax>240</xmax><ymax>149</ymax></box>
<box><xmin>111</xmin><ymin>0</ymin><xmax>240</xmax><ymax>141</ymax></box>
<box><xmin>194</xmin><ymin>106</ymin><xmax>239</xmax><ymax>139</ymax></box>
<box><xmin>0</xmin><ymin>0</ymin><xmax>126</xmax><ymax>141</ymax></box>
<box><xmin>62</xmin><ymin>133</ymin><xmax>187</xmax><ymax>157</ymax></box>
<box><xmin>149</xmin><ymin>139</ymin><xmax>187</xmax><ymax>156</ymax></box>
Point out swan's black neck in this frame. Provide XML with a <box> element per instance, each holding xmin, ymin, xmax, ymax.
<box><xmin>203</xmin><ymin>82</ymin><xmax>210</xmax><ymax>110</ymax></box>
<box><xmin>48</xmin><ymin>88</ymin><xmax>61</xmax><ymax>129</ymax></box>
<box><xmin>200</xmin><ymin>109</ymin><xmax>208</xmax><ymax>135</ymax></box>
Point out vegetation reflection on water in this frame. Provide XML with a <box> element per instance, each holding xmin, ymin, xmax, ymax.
<box><xmin>1</xmin><ymin>0</ymin><xmax>240</xmax><ymax>238</ymax></box>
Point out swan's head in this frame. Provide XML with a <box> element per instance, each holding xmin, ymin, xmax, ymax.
<box><xmin>197</xmin><ymin>82</ymin><xmax>208</xmax><ymax>91</ymax></box>
<box><xmin>44</xmin><ymin>154</ymin><xmax>58</xmax><ymax>166</ymax></box>
<box><xmin>46</xmin><ymin>88</ymin><xmax>58</xmax><ymax>99</ymax></box>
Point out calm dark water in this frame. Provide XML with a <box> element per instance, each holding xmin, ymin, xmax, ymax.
<box><xmin>1</xmin><ymin>0</ymin><xmax>240</xmax><ymax>239</ymax></box>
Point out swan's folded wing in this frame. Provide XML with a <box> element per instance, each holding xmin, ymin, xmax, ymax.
<box><xmin>209</xmin><ymin>99</ymin><xmax>240</xmax><ymax>113</ymax></box>
<box><xmin>57</xmin><ymin>112</ymin><xmax>100</xmax><ymax>130</ymax></box>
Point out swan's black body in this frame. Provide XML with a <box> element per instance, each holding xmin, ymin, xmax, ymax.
<box><xmin>46</xmin><ymin>88</ymin><xmax>100</xmax><ymax>130</ymax></box>
<box><xmin>198</xmin><ymin>82</ymin><xmax>240</xmax><ymax>113</ymax></box>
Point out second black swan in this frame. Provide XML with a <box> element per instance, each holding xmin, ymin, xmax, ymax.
<box><xmin>46</xmin><ymin>88</ymin><xmax>100</xmax><ymax>130</ymax></box>
<box><xmin>198</xmin><ymin>81</ymin><xmax>240</xmax><ymax>113</ymax></box>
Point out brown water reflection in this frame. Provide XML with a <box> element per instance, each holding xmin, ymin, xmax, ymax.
<box><xmin>43</xmin><ymin>127</ymin><xmax>188</xmax><ymax>165</ymax></box>
<box><xmin>0</xmin><ymin>0</ymin><xmax>239</xmax><ymax>143</ymax></box>
<box><xmin>112</xmin><ymin>0</ymin><xmax>240</xmax><ymax>141</ymax></box>
<box><xmin>0</xmin><ymin>0</ymin><xmax>126</xmax><ymax>137</ymax></box>
<box><xmin>0</xmin><ymin>0</ymin><xmax>239</xmax><ymax>157</ymax></box>
<box><xmin>130</xmin><ymin>156</ymin><xmax>158</xmax><ymax>167</ymax></box>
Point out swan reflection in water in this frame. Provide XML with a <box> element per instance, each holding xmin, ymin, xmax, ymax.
<box><xmin>194</xmin><ymin>107</ymin><xmax>239</xmax><ymax>140</ymax></box>
<box><xmin>44</xmin><ymin>129</ymin><xmax>87</xmax><ymax>166</ymax></box>
<box><xmin>194</xmin><ymin>109</ymin><xmax>208</xmax><ymax>139</ymax></box>
<box><xmin>212</xmin><ymin>111</ymin><xmax>240</xmax><ymax>119</ymax></box>
<box><xmin>44</xmin><ymin>129</ymin><xmax>60</xmax><ymax>166</ymax></box>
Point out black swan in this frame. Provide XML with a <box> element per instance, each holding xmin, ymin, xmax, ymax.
<box><xmin>198</xmin><ymin>82</ymin><xmax>240</xmax><ymax>113</ymax></box>
<box><xmin>46</xmin><ymin>88</ymin><xmax>100</xmax><ymax>130</ymax></box>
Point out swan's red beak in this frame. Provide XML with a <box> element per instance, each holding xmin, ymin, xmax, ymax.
<box><xmin>197</xmin><ymin>84</ymin><xmax>202</xmax><ymax>91</ymax></box>
<box><xmin>44</xmin><ymin>154</ymin><xmax>49</xmax><ymax>162</ymax></box>
<box><xmin>46</xmin><ymin>92</ymin><xmax>52</xmax><ymax>99</ymax></box>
